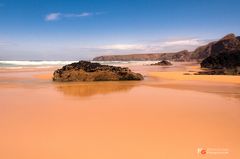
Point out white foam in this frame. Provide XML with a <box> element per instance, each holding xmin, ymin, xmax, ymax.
<box><xmin>0</xmin><ymin>60</ymin><xmax>159</xmax><ymax>69</ymax></box>
<box><xmin>0</xmin><ymin>60</ymin><xmax>77</xmax><ymax>66</ymax></box>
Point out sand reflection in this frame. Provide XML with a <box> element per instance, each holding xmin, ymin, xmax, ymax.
<box><xmin>54</xmin><ymin>81</ymin><xmax>139</xmax><ymax>97</ymax></box>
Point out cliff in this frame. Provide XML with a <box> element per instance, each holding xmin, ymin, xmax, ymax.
<box><xmin>93</xmin><ymin>33</ymin><xmax>240</xmax><ymax>62</ymax></box>
<box><xmin>93</xmin><ymin>50</ymin><xmax>191</xmax><ymax>61</ymax></box>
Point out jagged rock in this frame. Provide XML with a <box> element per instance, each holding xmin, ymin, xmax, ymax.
<box><xmin>210</xmin><ymin>33</ymin><xmax>240</xmax><ymax>56</ymax></box>
<box><xmin>190</xmin><ymin>42</ymin><xmax>214</xmax><ymax>60</ymax></box>
<box><xmin>151</xmin><ymin>60</ymin><xmax>172</xmax><ymax>66</ymax></box>
<box><xmin>200</xmin><ymin>51</ymin><xmax>240</xmax><ymax>75</ymax></box>
<box><xmin>170</xmin><ymin>50</ymin><xmax>192</xmax><ymax>61</ymax></box>
<box><xmin>192</xmin><ymin>33</ymin><xmax>240</xmax><ymax>60</ymax></box>
<box><xmin>199</xmin><ymin>34</ymin><xmax>240</xmax><ymax>75</ymax></box>
<box><xmin>53</xmin><ymin>61</ymin><xmax>144</xmax><ymax>82</ymax></box>
<box><xmin>201</xmin><ymin>51</ymin><xmax>240</xmax><ymax>69</ymax></box>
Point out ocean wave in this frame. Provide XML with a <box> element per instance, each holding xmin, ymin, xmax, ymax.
<box><xmin>0</xmin><ymin>60</ymin><xmax>159</xmax><ymax>69</ymax></box>
<box><xmin>0</xmin><ymin>60</ymin><xmax>77</xmax><ymax>66</ymax></box>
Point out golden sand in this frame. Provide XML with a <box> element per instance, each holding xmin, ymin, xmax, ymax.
<box><xmin>33</xmin><ymin>73</ymin><xmax>53</xmax><ymax>80</ymax></box>
<box><xmin>0</xmin><ymin>63</ymin><xmax>240</xmax><ymax>159</ymax></box>
<box><xmin>150</xmin><ymin>71</ymin><xmax>240</xmax><ymax>84</ymax></box>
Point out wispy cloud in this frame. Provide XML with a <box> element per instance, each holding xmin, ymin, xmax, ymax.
<box><xmin>98</xmin><ymin>38</ymin><xmax>210</xmax><ymax>53</ymax></box>
<box><xmin>160</xmin><ymin>39</ymin><xmax>203</xmax><ymax>47</ymax></box>
<box><xmin>45</xmin><ymin>12</ymin><xmax>100</xmax><ymax>21</ymax></box>
<box><xmin>64</xmin><ymin>12</ymin><xmax>93</xmax><ymax>18</ymax></box>
<box><xmin>45</xmin><ymin>13</ymin><xmax>61</xmax><ymax>21</ymax></box>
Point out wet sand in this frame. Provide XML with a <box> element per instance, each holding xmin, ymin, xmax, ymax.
<box><xmin>150</xmin><ymin>72</ymin><xmax>240</xmax><ymax>84</ymax></box>
<box><xmin>0</xmin><ymin>62</ymin><xmax>240</xmax><ymax>159</ymax></box>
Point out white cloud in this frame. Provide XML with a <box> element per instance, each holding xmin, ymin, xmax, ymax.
<box><xmin>45</xmin><ymin>12</ymin><xmax>98</xmax><ymax>21</ymax></box>
<box><xmin>97</xmin><ymin>38</ymin><xmax>208</xmax><ymax>53</ymax></box>
<box><xmin>100</xmin><ymin>44</ymin><xmax>145</xmax><ymax>50</ymax></box>
<box><xmin>45</xmin><ymin>13</ymin><xmax>61</xmax><ymax>21</ymax></box>
<box><xmin>64</xmin><ymin>12</ymin><xmax>93</xmax><ymax>17</ymax></box>
<box><xmin>161</xmin><ymin>39</ymin><xmax>203</xmax><ymax>47</ymax></box>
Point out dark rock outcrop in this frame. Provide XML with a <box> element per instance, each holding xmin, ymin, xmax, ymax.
<box><xmin>53</xmin><ymin>61</ymin><xmax>144</xmax><ymax>82</ymax></box>
<box><xmin>210</xmin><ymin>34</ymin><xmax>240</xmax><ymax>56</ymax></box>
<box><xmin>192</xmin><ymin>33</ymin><xmax>240</xmax><ymax>60</ymax></box>
<box><xmin>151</xmin><ymin>60</ymin><xmax>172</xmax><ymax>66</ymax></box>
<box><xmin>199</xmin><ymin>34</ymin><xmax>240</xmax><ymax>75</ymax></box>
<box><xmin>200</xmin><ymin>51</ymin><xmax>240</xmax><ymax>75</ymax></box>
<box><xmin>201</xmin><ymin>51</ymin><xmax>240</xmax><ymax>69</ymax></box>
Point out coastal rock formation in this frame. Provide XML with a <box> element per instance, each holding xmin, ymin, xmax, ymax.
<box><xmin>93</xmin><ymin>50</ymin><xmax>192</xmax><ymax>61</ymax></box>
<box><xmin>200</xmin><ymin>51</ymin><xmax>240</xmax><ymax>75</ymax></box>
<box><xmin>91</xmin><ymin>33</ymin><xmax>240</xmax><ymax>75</ymax></box>
<box><xmin>201</xmin><ymin>51</ymin><xmax>240</xmax><ymax>69</ymax></box>
<box><xmin>53</xmin><ymin>61</ymin><xmax>144</xmax><ymax>82</ymax></box>
<box><xmin>151</xmin><ymin>60</ymin><xmax>172</xmax><ymax>66</ymax></box>
<box><xmin>192</xmin><ymin>33</ymin><xmax>240</xmax><ymax>60</ymax></box>
<box><xmin>210</xmin><ymin>33</ymin><xmax>240</xmax><ymax>56</ymax></box>
<box><xmin>170</xmin><ymin>50</ymin><xmax>192</xmax><ymax>61</ymax></box>
<box><xmin>190</xmin><ymin>42</ymin><xmax>214</xmax><ymax>60</ymax></box>
<box><xmin>92</xmin><ymin>33</ymin><xmax>240</xmax><ymax>62</ymax></box>
<box><xmin>199</xmin><ymin>34</ymin><xmax>240</xmax><ymax>75</ymax></box>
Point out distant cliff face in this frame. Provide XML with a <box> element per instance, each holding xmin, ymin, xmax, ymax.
<box><xmin>190</xmin><ymin>42</ymin><xmax>214</xmax><ymax>60</ymax></box>
<box><xmin>93</xmin><ymin>33</ymin><xmax>240</xmax><ymax>62</ymax></box>
<box><xmin>93</xmin><ymin>50</ymin><xmax>192</xmax><ymax>61</ymax></box>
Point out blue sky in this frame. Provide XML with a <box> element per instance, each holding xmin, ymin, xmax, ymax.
<box><xmin>0</xmin><ymin>0</ymin><xmax>240</xmax><ymax>60</ymax></box>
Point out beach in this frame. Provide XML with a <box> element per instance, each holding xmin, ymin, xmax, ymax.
<box><xmin>0</xmin><ymin>61</ymin><xmax>240</xmax><ymax>159</ymax></box>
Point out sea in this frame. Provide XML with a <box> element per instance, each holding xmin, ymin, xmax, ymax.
<box><xmin>0</xmin><ymin>60</ymin><xmax>159</xmax><ymax>69</ymax></box>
